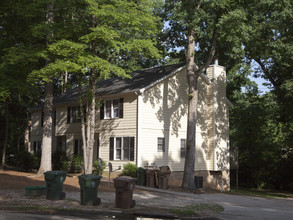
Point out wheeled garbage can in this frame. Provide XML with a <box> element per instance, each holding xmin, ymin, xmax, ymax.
<box><xmin>44</xmin><ymin>171</ymin><xmax>66</xmax><ymax>200</ymax></box>
<box><xmin>78</xmin><ymin>174</ymin><xmax>102</xmax><ymax>206</ymax></box>
<box><xmin>113</xmin><ymin>176</ymin><xmax>136</xmax><ymax>209</ymax></box>
<box><xmin>158</xmin><ymin>166</ymin><xmax>171</xmax><ymax>189</ymax></box>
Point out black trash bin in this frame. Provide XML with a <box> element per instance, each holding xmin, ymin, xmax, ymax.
<box><xmin>78</xmin><ymin>174</ymin><xmax>102</xmax><ymax>206</ymax></box>
<box><xmin>136</xmin><ymin>167</ymin><xmax>146</xmax><ymax>186</ymax></box>
<box><xmin>44</xmin><ymin>171</ymin><xmax>66</xmax><ymax>200</ymax></box>
<box><xmin>113</xmin><ymin>176</ymin><xmax>136</xmax><ymax>209</ymax></box>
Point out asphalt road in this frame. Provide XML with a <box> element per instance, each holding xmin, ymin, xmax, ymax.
<box><xmin>136</xmin><ymin>186</ymin><xmax>293</xmax><ymax>220</ymax></box>
<box><xmin>200</xmin><ymin>193</ymin><xmax>293</xmax><ymax>220</ymax></box>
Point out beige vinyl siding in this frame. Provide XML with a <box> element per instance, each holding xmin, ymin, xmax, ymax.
<box><xmin>139</xmin><ymin>66</ymin><xmax>228</xmax><ymax>172</ymax></box>
<box><xmin>196</xmin><ymin>73</ymin><xmax>214</xmax><ymax>170</ymax></box>
<box><xmin>31</xmin><ymin>111</ymin><xmax>43</xmax><ymax>136</ymax></box>
<box><xmin>140</xmin><ymin>69</ymin><xmax>188</xmax><ymax>171</ymax></box>
<box><xmin>213</xmin><ymin>66</ymin><xmax>229</xmax><ymax>170</ymax></box>
<box><xmin>139</xmin><ymin>68</ymin><xmax>216</xmax><ymax>171</ymax></box>
<box><xmin>97</xmin><ymin>94</ymin><xmax>137</xmax><ymax>170</ymax></box>
<box><xmin>55</xmin><ymin>105</ymin><xmax>81</xmax><ymax>135</ymax></box>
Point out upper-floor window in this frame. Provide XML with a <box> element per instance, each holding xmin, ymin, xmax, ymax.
<box><xmin>157</xmin><ymin>137</ymin><xmax>165</xmax><ymax>152</ymax></box>
<box><xmin>180</xmin><ymin>139</ymin><xmax>186</xmax><ymax>158</ymax></box>
<box><xmin>100</xmin><ymin>98</ymin><xmax>123</xmax><ymax>120</ymax></box>
<box><xmin>109</xmin><ymin>137</ymin><xmax>134</xmax><ymax>161</ymax></box>
<box><xmin>67</xmin><ymin>106</ymin><xmax>86</xmax><ymax>123</ymax></box>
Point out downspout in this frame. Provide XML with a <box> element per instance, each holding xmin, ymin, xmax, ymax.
<box><xmin>213</xmin><ymin>63</ymin><xmax>218</xmax><ymax>171</ymax></box>
<box><xmin>136</xmin><ymin>89</ymin><xmax>145</xmax><ymax>167</ymax></box>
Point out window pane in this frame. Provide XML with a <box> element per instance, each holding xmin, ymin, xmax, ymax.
<box><xmin>123</xmin><ymin>137</ymin><xmax>129</xmax><ymax>160</ymax></box>
<box><xmin>113</xmin><ymin>99</ymin><xmax>119</xmax><ymax>118</ymax></box>
<box><xmin>106</xmin><ymin>100</ymin><xmax>111</xmax><ymax>118</ymax></box>
<box><xmin>116</xmin><ymin>137</ymin><xmax>122</xmax><ymax>160</ymax></box>
<box><xmin>72</xmin><ymin>107</ymin><xmax>76</xmax><ymax>122</ymax></box>
<box><xmin>116</xmin><ymin>137</ymin><xmax>121</xmax><ymax>149</ymax></box>
<box><xmin>158</xmin><ymin>137</ymin><xmax>164</xmax><ymax>152</ymax></box>
<box><xmin>181</xmin><ymin>139</ymin><xmax>186</xmax><ymax>158</ymax></box>
<box><xmin>116</xmin><ymin>149</ymin><xmax>121</xmax><ymax>159</ymax></box>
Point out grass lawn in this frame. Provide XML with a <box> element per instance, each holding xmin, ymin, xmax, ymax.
<box><xmin>229</xmin><ymin>187</ymin><xmax>293</xmax><ymax>199</ymax></box>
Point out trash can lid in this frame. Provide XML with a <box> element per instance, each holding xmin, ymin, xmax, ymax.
<box><xmin>78</xmin><ymin>174</ymin><xmax>102</xmax><ymax>180</ymax></box>
<box><xmin>44</xmin><ymin>170</ymin><xmax>67</xmax><ymax>175</ymax></box>
<box><xmin>114</xmin><ymin>176</ymin><xmax>136</xmax><ymax>183</ymax></box>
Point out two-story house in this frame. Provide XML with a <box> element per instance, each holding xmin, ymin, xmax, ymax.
<box><xmin>30</xmin><ymin>62</ymin><xmax>232</xmax><ymax>191</ymax></box>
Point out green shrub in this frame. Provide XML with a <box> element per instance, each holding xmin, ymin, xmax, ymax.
<box><xmin>122</xmin><ymin>163</ymin><xmax>138</xmax><ymax>177</ymax></box>
<box><xmin>69</xmin><ymin>155</ymin><xmax>84</xmax><ymax>173</ymax></box>
<box><xmin>52</xmin><ymin>150</ymin><xmax>69</xmax><ymax>171</ymax></box>
<box><xmin>93</xmin><ymin>159</ymin><xmax>107</xmax><ymax>175</ymax></box>
<box><xmin>32</xmin><ymin>152</ymin><xmax>41</xmax><ymax>169</ymax></box>
<box><xmin>16</xmin><ymin>151</ymin><xmax>35</xmax><ymax>172</ymax></box>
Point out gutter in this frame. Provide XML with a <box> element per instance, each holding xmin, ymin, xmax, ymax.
<box><xmin>135</xmin><ymin>91</ymin><xmax>142</xmax><ymax>167</ymax></box>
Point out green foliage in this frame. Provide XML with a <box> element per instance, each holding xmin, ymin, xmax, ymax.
<box><xmin>12</xmin><ymin>151</ymin><xmax>39</xmax><ymax>172</ymax></box>
<box><xmin>69</xmin><ymin>155</ymin><xmax>84</xmax><ymax>173</ymax></box>
<box><xmin>122</xmin><ymin>163</ymin><xmax>138</xmax><ymax>177</ymax></box>
<box><xmin>230</xmin><ymin>91</ymin><xmax>293</xmax><ymax>190</ymax></box>
<box><xmin>93</xmin><ymin>159</ymin><xmax>107</xmax><ymax>175</ymax></box>
<box><xmin>52</xmin><ymin>150</ymin><xmax>69</xmax><ymax>171</ymax></box>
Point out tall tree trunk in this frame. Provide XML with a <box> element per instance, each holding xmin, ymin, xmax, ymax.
<box><xmin>1</xmin><ymin>102</ymin><xmax>9</xmax><ymax>169</ymax></box>
<box><xmin>81</xmin><ymin>74</ymin><xmax>96</xmax><ymax>175</ymax></box>
<box><xmin>38</xmin><ymin>2</ymin><xmax>54</xmax><ymax>175</ymax></box>
<box><xmin>81</xmin><ymin>11</ymin><xmax>98</xmax><ymax>174</ymax></box>
<box><xmin>24</xmin><ymin>114</ymin><xmax>31</xmax><ymax>152</ymax></box>
<box><xmin>38</xmin><ymin>81</ymin><xmax>53</xmax><ymax>174</ymax></box>
<box><xmin>182</xmin><ymin>30</ymin><xmax>198</xmax><ymax>189</ymax></box>
<box><xmin>62</xmin><ymin>70</ymin><xmax>68</xmax><ymax>93</ymax></box>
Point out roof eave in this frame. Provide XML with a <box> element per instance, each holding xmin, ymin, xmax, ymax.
<box><xmin>138</xmin><ymin>65</ymin><xmax>186</xmax><ymax>94</ymax></box>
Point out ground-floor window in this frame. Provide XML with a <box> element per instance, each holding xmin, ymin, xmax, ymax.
<box><xmin>109</xmin><ymin>137</ymin><xmax>134</xmax><ymax>161</ymax></box>
<box><xmin>157</xmin><ymin>137</ymin><xmax>165</xmax><ymax>152</ymax></box>
<box><xmin>33</xmin><ymin>141</ymin><xmax>42</xmax><ymax>154</ymax></box>
<box><xmin>180</xmin><ymin>139</ymin><xmax>186</xmax><ymax>158</ymax></box>
<box><xmin>74</xmin><ymin>139</ymin><xmax>83</xmax><ymax>155</ymax></box>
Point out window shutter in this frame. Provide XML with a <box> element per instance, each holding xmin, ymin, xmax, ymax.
<box><xmin>67</xmin><ymin>107</ymin><xmax>71</xmax><ymax>123</ymax></box>
<box><xmin>163</xmin><ymin>138</ymin><xmax>165</xmax><ymax>152</ymax></box>
<box><xmin>109</xmin><ymin>137</ymin><xmax>114</xmax><ymax>160</ymax></box>
<box><xmin>33</xmin><ymin>141</ymin><xmax>37</xmax><ymax>154</ymax></box>
<box><xmin>130</xmin><ymin>137</ymin><xmax>135</xmax><ymax>161</ymax></box>
<box><xmin>74</xmin><ymin>139</ymin><xmax>78</xmax><ymax>155</ymax></box>
<box><xmin>100</xmin><ymin>103</ymin><xmax>104</xmax><ymax>120</ymax></box>
<box><xmin>119</xmin><ymin>98</ymin><xmax>124</xmax><ymax>118</ymax></box>
<box><xmin>41</xmin><ymin>112</ymin><xmax>44</xmax><ymax>127</ymax></box>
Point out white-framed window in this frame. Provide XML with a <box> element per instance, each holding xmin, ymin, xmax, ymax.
<box><xmin>110</xmin><ymin>137</ymin><xmax>134</xmax><ymax>161</ymax></box>
<box><xmin>67</xmin><ymin>106</ymin><xmax>81</xmax><ymax>123</ymax></box>
<box><xmin>100</xmin><ymin>98</ymin><xmax>123</xmax><ymax>119</ymax></box>
<box><xmin>157</xmin><ymin>137</ymin><xmax>165</xmax><ymax>152</ymax></box>
<box><xmin>180</xmin><ymin>139</ymin><xmax>186</xmax><ymax>158</ymax></box>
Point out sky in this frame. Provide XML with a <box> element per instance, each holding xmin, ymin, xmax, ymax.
<box><xmin>250</xmin><ymin>76</ymin><xmax>271</xmax><ymax>93</ymax></box>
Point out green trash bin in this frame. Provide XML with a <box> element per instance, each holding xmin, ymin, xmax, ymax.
<box><xmin>78</xmin><ymin>174</ymin><xmax>102</xmax><ymax>206</ymax></box>
<box><xmin>44</xmin><ymin>171</ymin><xmax>66</xmax><ymax>200</ymax></box>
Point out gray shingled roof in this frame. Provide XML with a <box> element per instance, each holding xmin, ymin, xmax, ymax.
<box><xmin>54</xmin><ymin>63</ymin><xmax>185</xmax><ymax>104</ymax></box>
